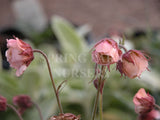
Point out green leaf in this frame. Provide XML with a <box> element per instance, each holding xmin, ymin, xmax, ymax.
<box><xmin>51</xmin><ymin>16</ymin><xmax>88</xmax><ymax>54</ymax></box>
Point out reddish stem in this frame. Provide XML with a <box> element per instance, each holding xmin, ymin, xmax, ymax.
<box><xmin>32</xmin><ymin>101</ymin><xmax>43</xmax><ymax>120</ymax></box>
<box><xmin>119</xmin><ymin>44</ymin><xmax>127</xmax><ymax>52</ymax></box>
<box><xmin>154</xmin><ymin>104</ymin><xmax>160</xmax><ymax>110</ymax></box>
<box><xmin>7</xmin><ymin>104</ymin><xmax>23</xmax><ymax>120</ymax></box>
<box><xmin>92</xmin><ymin>66</ymin><xmax>105</xmax><ymax>120</ymax></box>
<box><xmin>33</xmin><ymin>49</ymin><xmax>63</xmax><ymax>113</ymax></box>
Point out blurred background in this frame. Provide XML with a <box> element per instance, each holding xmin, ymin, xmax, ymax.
<box><xmin>0</xmin><ymin>0</ymin><xmax>160</xmax><ymax>120</ymax></box>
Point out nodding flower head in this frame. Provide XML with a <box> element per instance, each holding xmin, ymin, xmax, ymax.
<box><xmin>0</xmin><ymin>95</ymin><xmax>7</xmax><ymax>111</ymax></box>
<box><xmin>133</xmin><ymin>88</ymin><xmax>155</xmax><ymax>114</ymax></box>
<box><xmin>6</xmin><ymin>37</ymin><xmax>34</xmax><ymax>77</ymax></box>
<box><xmin>49</xmin><ymin>113</ymin><xmax>81</xmax><ymax>120</ymax></box>
<box><xmin>13</xmin><ymin>95</ymin><xmax>33</xmax><ymax>115</ymax></box>
<box><xmin>117</xmin><ymin>50</ymin><xmax>149</xmax><ymax>78</ymax></box>
<box><xmin>92</xmin><ymin>38</ymin><xmax>122</xmax><ymax>67</ymax></box>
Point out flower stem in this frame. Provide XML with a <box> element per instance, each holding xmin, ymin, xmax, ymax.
<box><xmin>119</xmin><ymin>44</ymin><xmax>127</xmax><ymax>52</ymax></box>
<box><xmin>7</xmin><ymin>104</ymin><xmax>23</xmax><ymax>120</ymax></box>
<box><xmin>91</xmin><ymin>66</ymin><xmax>105</xmax><ymax>120</ymax></box>
<box><xmin>33</xmin><ymin>49</ymin><xmax>63</xmax><ymax>113</ymax></box>
<box><xmin>99</xmin><ymin>93</ymin><xmax>103</xmax><ymax>120</ymax></box>
<box><xmin>154</xmin><ymin>104</ymin><xmax>160</xmax><ymax>110</ymax></box>
<box><xmin>32</xmin><ymin>101</ymin><xmax>43</xmax><ymax>120</ymax></box>
<box><xmin>92</xmin><ymin>85</ymin><xmax>100</xmax><ymax>120</ymax></box>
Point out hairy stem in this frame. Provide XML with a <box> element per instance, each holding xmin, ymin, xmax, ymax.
<box><xmin>32</xmin><ymin>101</ymin><xmax>43</xmax><ymax>120</ymax></box>
<box><xmin>7</xmin><ymin>104</ymin><xmax>23</xmax><ymax>120</ymax></box>
<box><xmin>33</xmin><ymin>49</ymin><xmax>63</xmax><ymax>113</ymax></box>
<box><xmin>154</xmin><ymin>104</ymin><xmax>160</xmax><ymax>110</ymax></box>
<box><xmin>119</xmin><ymin>44</ymin><xmax>127</xmax><ymax>52</ymax></box>
<box><xmin>92</xmin><ymin>84</ymin><xmax>100</xmax><ymax>120</ymax></box>
<box><xmin>99</xmin><ymin>93</ymin><xmax>103</xmax><ymax>120</ymax></box>
<box><xmin>92</xmin><ymin>66</ymin><xmax>105</xmax><ymax>120</ymax></box>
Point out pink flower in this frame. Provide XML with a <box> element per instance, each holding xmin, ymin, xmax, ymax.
<box><xmin>49</xmin><ymin>113</ymin><xmax>81</xmax><ymax>120</ymax></box>
<box><xmin>13</xmin><ymin>95</ymin><xmax>33</xmax><ymax>115</ymax></box>
<box><xmin>92</xmin><ymin>38</ymin><xmax>122</xmax><ymax>66</ymax></box>
<box><xmin>6</xmin><ymin>37</ymin><xmax>34</xmax><ymax>77</ymax></box>
<box><xmin>139</xmin><ymin>109</ymin><xmax>160</xmax><ymax>120</ymax></box>
<box><xmin>133</xmin><ymin>88</ymin><xmax>155</xmax><ymax>114</ymax></box>
<box><xmin>117</xmin><ymin>50</ymin><xmax>148</xmax><ymax>78</ymax></box>
<box><xmin>0</xmin><ymin>95</ymin><xmax>7</xmax><ymax>111</ymax></box>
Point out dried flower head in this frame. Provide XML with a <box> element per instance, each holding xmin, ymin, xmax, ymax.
<box><xmin>117</xmin><ymin>50</ymin><xmax>148</xmax><ymax>78</ymax></box>
<box><xmin>0</xmin><ymin>95</ymin><xmax>7</xmax><ymax>111</ymax></box>
<box><xmin>133</xmin><ymin>88</ymin><xmax>155</xmax><ymax>114</ymax></box>
<box><xmin>6</xmin><ymin>37</ymin><xmax>34</xmax><ymax>76</ymax></box>
<box><xmin>49</xmin><ymin>113</ymin><xmax>81</xmax><ymax>120</ymax></box>
<box><xmin>13</xmin><ymin>95</ymin><xmax>33</xmax><ymax>115</ymax></box>
<box><xmin>92</xmin><ymin>38</ymin><xmax>122</xmax><ymax>67</ymax></box>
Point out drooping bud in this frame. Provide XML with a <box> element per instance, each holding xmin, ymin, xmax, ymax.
<box><xmin>139</xmin><ymin>109</ymin><xmax>160</xmax><ymax>120</ymax></box>
<box><xmin>133</xmin><ymin>88</ymin><xmax>155</xmax><ymax>114</ymax></box>
<box><xmin>92</xmin><ymin>38</ymin><xmax>122</xmax><ymax>67</ymax></box>
<box><xmin>6</xmin><ymin>37</ymin><xmax>34</xmax><ymax>77</ymax></box>
<box><xmin>13</xmin><ymin>95</ymin><xmax>33</xmax><ymax>115</ymax></box>
<box><xmin>117</xmin><ymin>50</ymin><xmax>148</xmax><ymax>78</ymax></box>
<box><xmin>0</xmin><ymin>95</ymin><xmax>7</xmax><ymax>111</ymax></box>
<box><xmin>93</xmin><ymin>79</ymin><xmax>104</xmax><ymax>94</ymax></box>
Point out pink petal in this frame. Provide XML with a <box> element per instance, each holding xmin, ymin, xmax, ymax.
<box><xmin>16</xmin><ymin>65</ymin><xmax>27</xmax><ymax>77</ymax></box>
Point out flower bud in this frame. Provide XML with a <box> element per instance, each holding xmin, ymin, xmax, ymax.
<box><xmin>117</xmin><ymin>50</ymin><xmax>148</xmax><ymax>78</ymax></box>
<box><xmin>0</xmin><ymin>96</ymin><xmax>7</xmax><ymax>111</ymax></box>
<box><xmin>49</xmin><ymin>113</ymin><xmax>80</xmax><ymax>120</ymax></box>
<box><xmin>133</xmin><ymin>88</ymin><xmax>155</xmax><ymax>114</ymax></box>
<box><xmin>6</xmin><ymin>37</ymin><xmax>34</xmax><ymax>76</ymax></box>
<box><xmin>93</xmin><ymin>79</ymin><xmax>104</xmax><ymax>94</ymax></box>
<box><xmin>139</xmin><ymin>109</ymin><xmax>160</xmax><ymax>120</ymax></box>
<box><xmin>13</xmin><ymin>95</ymin><xmax>33</xmax><ymax>115</ymax></box>
<box><xmin>92</xmin><ymin>38</ymin><xmax>122</xmax><ymax>66</ymax></box>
